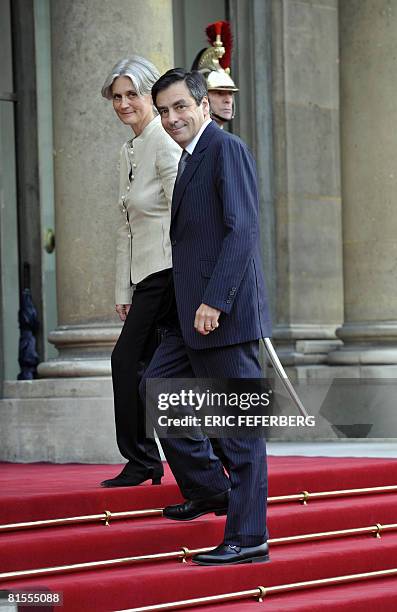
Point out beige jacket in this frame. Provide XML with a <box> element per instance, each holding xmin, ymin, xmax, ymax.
<box><xmin>115</xmin><ymin>115</ymin><xmax>180</xmax><ymax>304</ymax></box>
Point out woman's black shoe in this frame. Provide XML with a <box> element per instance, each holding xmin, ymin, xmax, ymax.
<box><xmin>100</xmin><ymin>471</ymin><xmax>163</xmax><ymax>487</ymax></box>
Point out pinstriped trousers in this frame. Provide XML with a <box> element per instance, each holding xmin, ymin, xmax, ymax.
<box><xmin>140</xmin><ymin>327</ymin><xmax>268</xmax><ymax>547</ymax></box>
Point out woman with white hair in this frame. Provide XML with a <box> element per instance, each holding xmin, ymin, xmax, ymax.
<box><xmin>100</xmin><ymin>56</ymin><xmax>180</xmax><ymax>488</ymax></box>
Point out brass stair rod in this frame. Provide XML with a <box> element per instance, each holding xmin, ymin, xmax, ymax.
<box><xmin>118</xmin><ymin>587</ymin><xmax>264</xmax><ymax>612</ymax></box>
<box><xmin>266</xmin><ymin>566</ymin><xmax>397</xmax><ymax>596</ymax></box>
<box><xmin>256</xmin><ymin>522</ymin><xmax>397</xmax><ymax>547</ymax></box>
<box><xmin>0</xmin><ymin>508</ymin><xmax>163</xmax><ymax>533</ymax></box>
<box><xmin>300</xmin><ymin>484</ymin><xmax>397</xmax><ymax>500</ymax></box>
<box><xmin>186</xmin><ymin>522</ymin><xmax>397</xmax><ymax>556</ymax></box>
<box><xmin>1</xmin><ymin>484</ymin><xmax>397</xmax><ymax>534</ymax></box>
<box><xmin>1</xmin><ymin>522</ymin><xmax>396</xmax><ymax>582</ymax></box>
<box><xmin>119</xmin><ymin>567</ymin><xmax>397</xmax><ymax>612</ymax></box>
<box><xmin>0</xmin><ymin>550</ymin><xmax>190</xmax><ymax>581</ymax></box>
<box><xmin>269</xmin><ymin>484</ymin><xmax>397</xmax><ymax>504</ymax></box>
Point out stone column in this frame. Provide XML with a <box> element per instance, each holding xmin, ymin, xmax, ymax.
<box><xmin>329</xmin><ymin>0</ymin><xmax>397</xmax><ymax>369</ymax></box>
<box><xmin>0</xmin><ymin>1</ymin><xmax>175</xmax><ymax>462</ymax></box>
<box><xmin>271</xmin><ymin>0</ymin><xmax>343</xmax><ymax>367</ymax></box>
<box><xmin>230</xmin><ymin>0</ymin><xmax>276</xmax><ymax>318</ymax></box>
<box><xmin>38</xmin><ymin>0</ymin><xmax>174</xmax><ymax>377</ymax></box>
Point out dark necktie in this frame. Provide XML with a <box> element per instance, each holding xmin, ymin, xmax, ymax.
<box><xmin>175</xmin><ymin>149</ymin><xmax>190</xmax><ymax>185</ymax></box>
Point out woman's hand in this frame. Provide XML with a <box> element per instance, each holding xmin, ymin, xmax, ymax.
<box><xmin>116</xmin><ymin>304</ymin><xmax>131</xmax><ymax>321</ymax></box>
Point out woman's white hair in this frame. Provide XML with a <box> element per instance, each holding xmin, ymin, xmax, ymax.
<box><xmin>101</xmin><ymin>55</ymin><xmax>161</xmax><ymax>99</ymax></box>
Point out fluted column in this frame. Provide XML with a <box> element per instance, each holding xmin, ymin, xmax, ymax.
<box><xmin>38</xmin><ymin>0</ymin><xmax>174</xmax><ymax>376</ymax></box>
<box><xmin>329</xmin><ymin>0</ymin><xmax>397</xmax><ymax>367</ymax></box>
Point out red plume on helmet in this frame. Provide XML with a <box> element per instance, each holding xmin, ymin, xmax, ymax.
<box><xmin>191</xmin><ymin>20</ymin><xmax>238</xmax><ymax>96</ymax></box>
<box><xmin>205</xmin><ymin>21</ymin><xmax>233</xmax><ymax>70</ymax></box>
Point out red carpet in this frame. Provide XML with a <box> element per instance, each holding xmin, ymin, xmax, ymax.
<box><xmin>1</xmin><ymin>457</ymin><xmax>397</xmax><ymax>610</ymax></box>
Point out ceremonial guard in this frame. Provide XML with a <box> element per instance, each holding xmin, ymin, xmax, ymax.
<box><xmin>191</xmin><ymin>21</ymin><xmax>239</xmax><ymax>129</ymax></box>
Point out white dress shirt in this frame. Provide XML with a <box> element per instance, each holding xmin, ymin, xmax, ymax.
<box><xmin>185</xmin><ymin>118</ymin><xmax>212</xmax><ymax>155</ymax></box>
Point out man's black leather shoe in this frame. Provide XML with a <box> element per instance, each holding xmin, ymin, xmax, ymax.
<box><xmin>163</xmin><ymin>490</ymin><xmax>230</xmax><ymax>521</ymax></box>
<box><xmin>100</xmin><ymin>471</ymin><xmax>162</xmax><ymax>487</ymax></box>
<box><xmin>192</xmin><ymin>542</ymin><xmax>270</xmax><ymax>565</ymax></box>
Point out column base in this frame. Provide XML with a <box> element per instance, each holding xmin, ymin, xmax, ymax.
<box><xmin>272</xmin><ymin>324</ymin><xmax>342</xmax><ymax>365</ymax></box>
<box><xmin>38</xmin><ymin>359</ymin><xmax>112</xmax><ymax>377</ymax></box>
<box><xmin>38</xmin><ymin>323</ymin><xmax>121</xmax><ymax>377</ymax></box>
<box><xmin>329</xmin><ymin>321</ymin><xmax>397</xmax><ymax>365</ymax></box>
<box><xmin>0</xmin><ymin>378</ymin><xmax>123</xmax><ymax>462</ymax></box>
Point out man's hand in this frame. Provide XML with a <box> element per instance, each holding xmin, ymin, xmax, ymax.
<box><xmin>116</xmin><ymin>304</ymin><xmax>131</xmax><ymax>322</ymax></box>
<box><xmin>194</xmin><ymin>303</ymin><xmax>221</xmax><ymax>335</ymax></box>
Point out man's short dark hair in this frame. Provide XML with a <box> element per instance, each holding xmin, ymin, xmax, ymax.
<box><xmin>152</xmin><ymin>68</ymin><xmax>208</xmax><ymax>107</ymax></box>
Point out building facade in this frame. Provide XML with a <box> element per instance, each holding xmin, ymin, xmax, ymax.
<box><xmin>0</xmin><ymin>0</ymin><xmax>395</xmax><ymax>461</ymax></box>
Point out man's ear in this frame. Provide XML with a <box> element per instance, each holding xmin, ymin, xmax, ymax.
<box><xmin>202</xmin><ymin>95</ymin><xmax>210</xmax><ymax>117</ymax></box>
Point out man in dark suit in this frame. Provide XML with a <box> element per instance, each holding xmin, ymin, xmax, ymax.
<box><xmin>141</xmin><ymin>68</ymin><xmax>272</xmax><ymax>565</ymax></box>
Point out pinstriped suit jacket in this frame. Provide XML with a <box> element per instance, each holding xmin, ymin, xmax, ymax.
<box><xmin>170</xmin><ymin>120</ymin><xmax>271</xmax><ymax>350</ymax></box>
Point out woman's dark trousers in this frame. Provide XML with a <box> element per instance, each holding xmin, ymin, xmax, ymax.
<box><xmin>110</xmin><ymin>268</ymin><xmax>173</xmax><ymax>482</ymax></box>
